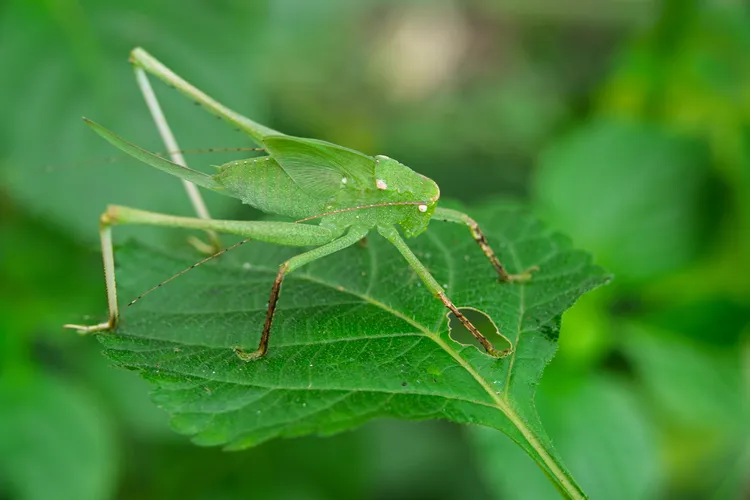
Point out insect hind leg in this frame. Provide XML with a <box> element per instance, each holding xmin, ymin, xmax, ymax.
<box><xmin>134</xmin><ymin>65</ymin><xmax>221</xmax><ymax>254</ymax></box>
<box><xmin>130</xmin><ymin>47</ymin><xmax>280</xmax><ymax>144</ymax></box>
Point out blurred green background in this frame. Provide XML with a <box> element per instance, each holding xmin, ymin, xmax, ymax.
<box><xmin>1</xmin><ymin>0</ymin><xmax>749</xmax><ymax>498</ymax></box>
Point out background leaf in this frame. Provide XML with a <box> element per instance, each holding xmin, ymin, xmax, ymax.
<box><xmin>620</xmin><ymin>321</ymin><xmax>750</xmax><ymax>498</ymax></box>
<box><xmin>0</xmin><ymin>374</ymin><xmax>117</xmax><ymax>500</ymax></box>
<box><xmin>533</xmin><ymin>118</ymin><xmax>711</xmax><ymax>283</ymax></box>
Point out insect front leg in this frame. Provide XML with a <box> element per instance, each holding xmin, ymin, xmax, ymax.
<box><xmin>64</xmin><ymin>205</ymin><xmax>337</xmax><ymax>335</ymax></box>
<box><xmin>377</xmin><ymin>225</ymin><xmax>513</xmax><ymax>357</ymax></box>
<box><xmin>234</xmin><ymin>226</ymin><xmax>370</xmax><ymax>361</ymax></box>
<box><xmin>432</xmin><ymin>207</ymin><xmax>537</xmax><ymax>283</ymax></box>
<box><xmin>134</xmin><ymin>65</ymin><xmax>221</xmax><ymax>254</ymax></box>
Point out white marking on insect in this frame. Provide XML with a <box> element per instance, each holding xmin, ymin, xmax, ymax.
<box><xmin>376</xmin><ymin>179</ymin><xmax>388</xmax><ymax>190</ymax></box>
<box><xmin>376</xmin><ymin>155</ymin><xmax>391</xmax><ymax>160</ymax></box>
<box><xmin>418</xmin><ymin>204</ymin><xmax>427</xmax><ymax>212</ymax></box>
<box><xmin>341</xmin><ymin>177</ymin><xmax>348</xmax><ymax>184</ymax></box>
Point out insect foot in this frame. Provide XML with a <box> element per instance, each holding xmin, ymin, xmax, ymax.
<box><xmin>504</xmin><ymin>265</ymin><xmax>540</xmax><ymax>283</ymax></box>
<box><xmin>62</xmin><ymin>317</ymin><xmax>117</xmax><ymax>335</ymax></box>
<box><xmin>187</xmin><ymin>235</ymin><xmax>223</xmax><ymax>255</ymax></box>
<box><xmin>232</xmin><ymin>346</ymin><xmax>265</xmax><ymax>362</ymax></box>
<box><xmin>486</xmin><ymin>346</ymin><xmax>513</xmax><ymax>358</ymax></box>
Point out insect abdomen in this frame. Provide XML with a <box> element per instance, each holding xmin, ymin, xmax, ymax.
<box><xmin>214</xmin><ymin>156</ymin><xmax>327</xmax><ymax>218</ymax></box>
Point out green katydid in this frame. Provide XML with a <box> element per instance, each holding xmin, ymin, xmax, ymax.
<box><xmin>64</xmin><ymin>47</ymin><xmax>536</xmax><ymax>361</ymax></box>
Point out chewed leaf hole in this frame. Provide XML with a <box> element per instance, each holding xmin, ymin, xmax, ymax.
<box><xmin>447</xmin><ymin>307</ymin><xmax>510</xmax><ymax>353</ymax></box>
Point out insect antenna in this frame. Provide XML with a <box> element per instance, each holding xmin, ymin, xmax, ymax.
<box><xmin>125</xmin><ymin>237</ymin><xmax>251</xmax><ymax>309</ymax></box>
<box><xmin>294</xmin><ymin>201</ymin><xmax>428</xmax><ymax>223</ymax></box>
<box><xmin>44</xmin><ymin>147</ymin><xmax>266</xmax><ymax>173</ymax></box>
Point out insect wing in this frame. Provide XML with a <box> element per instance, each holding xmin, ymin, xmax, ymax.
<box><xmin>264</xmin><ymin>136</ymin><xmax>376</xmax><ymax>199</ymax></box>
<box><xmin>214</xmin><ymin>156</ymin><xmax>327</xmax><ymax>218</ymax></box>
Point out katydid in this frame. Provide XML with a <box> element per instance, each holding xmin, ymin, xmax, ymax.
<box><xmin>64</xmin><ymin>47</ymin><xmax>536</xmax><ymax>360</ymax></box>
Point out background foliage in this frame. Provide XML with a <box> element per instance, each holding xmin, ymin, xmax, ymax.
<box><xmin>1</xmin><ymin>0</ymin><xmax>748</xmax><ymax>498</ymax></box>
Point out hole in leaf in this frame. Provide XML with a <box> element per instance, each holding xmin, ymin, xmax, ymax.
<box><xmin>447</xmin><ymin>307</ymin><xmax>510</xmax><ymax>353</ymax></box>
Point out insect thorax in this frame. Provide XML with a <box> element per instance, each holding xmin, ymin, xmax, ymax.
<box><xmin>319</xmin><ymin>157</ymin><xmax>440</xmax><ymax>237</ymax></box>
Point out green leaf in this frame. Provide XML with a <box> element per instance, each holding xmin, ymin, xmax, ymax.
<box><xmin>620</xmin><ymin>322</ymin><xmax>750</xmax><ymax>497</ymax></box>
<box><xmin>0</xmin><ymin>373</ymin><xmax>117</xmax><ymax>500</ymax></box>
<box><xmin>533</xmin><ymin>118</ymin><xmax>710</xmax><ymax>283</ymax></box>
<box><xmin>622</xmin><ymin>322</ymin><xmax>748</xmax><ymax>428</ymax></box>
<box><xmin>97</xmin><ymin>203</ymin><xmax>609</xmax><ymax>497</ymax></box>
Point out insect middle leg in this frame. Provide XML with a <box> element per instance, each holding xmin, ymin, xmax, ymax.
<box><xmin>432</xmin><ymin>207</ymin><xmax>537</xmax><ymax>283</ymax></box>
<box><xmin>63</xmin><ymin>205</ymin><xmax>338</xmax><ymax>335</ymax></box>
<box><xmin>234</xmin><ymin>226</ymin><xmax>370</xmax><ymax>361</ymax></box>
<box><xmin>377</xmin><ymin>225</ymin><xmax>513</xmax><ymax>357</ymax></box>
